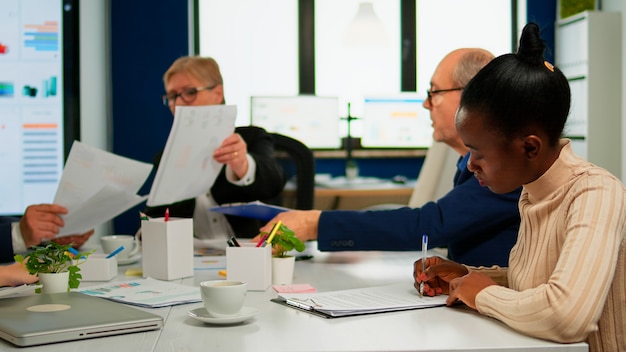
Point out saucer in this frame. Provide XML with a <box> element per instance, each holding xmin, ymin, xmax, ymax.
<box><xmin>116</xmin><ymin>253</ymin><xmax>141</xmax><ymax>265</ymax></box>
<box><xmin>188</xmin><ymin>306</ymin><xmax>259</xmax><ymax>325</ymax></box>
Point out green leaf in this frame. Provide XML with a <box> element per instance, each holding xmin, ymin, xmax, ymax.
<box><xmin>267</xmin><ymin>223</ymin><xmax>305</xmax><ymax>257</ymax></box>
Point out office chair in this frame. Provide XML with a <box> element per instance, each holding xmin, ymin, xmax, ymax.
<box><xmin>363</xmin><ymin>141</ymin><xmax>458</xmax><ymax>210</ymax></box>
<box><xmin>408</xmin><ymin>141</ymin><xmax>459</xmax><ymax>207</ymax></box>
<box><xmin>271</xmin><ymin>133</ymin><xmax>315</xmax><ymax>210</ymax></box>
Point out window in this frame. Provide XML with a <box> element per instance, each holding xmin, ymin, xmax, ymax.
<box><xmin>196</xmin><ymin>0</ymin><xmax>515</xmax><ymax>146</ymax></box>
<box><xmin>197</xmin><ymin>0</ymin><xmax>299</xmax><ymax>126</ymax></box>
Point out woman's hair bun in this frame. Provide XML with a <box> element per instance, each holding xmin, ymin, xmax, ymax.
<box><xmin>516</xmin><ymin>22</ymin><xmax>545</xmax><ymax>65</ymax></box>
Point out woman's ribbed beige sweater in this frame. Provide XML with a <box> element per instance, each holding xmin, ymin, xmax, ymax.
<box><xmin>474</xmin><ymin>141</ymin><xmax>625</xmax><ymax>352</ymax></box>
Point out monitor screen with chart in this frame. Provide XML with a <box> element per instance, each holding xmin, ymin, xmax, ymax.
<box><xmin>0</xmin><ymin>0</ymin><xmax>80</xmax><ymax>215</ymax></box>
<box><xmin>250</xmin><ymin>95</ymin><xmax>341</xmax><ymax>149</ymax></box>
<box><xmin>360</xmin><ymin>96</ymin><xmax>433</xmax><ymax>149</ymax></box>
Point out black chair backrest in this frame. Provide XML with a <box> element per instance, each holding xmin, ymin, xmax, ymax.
<box><xmin>271</xmin><ymin>133</ymin><xmax>315</xmax><ymax>210</ymax></box>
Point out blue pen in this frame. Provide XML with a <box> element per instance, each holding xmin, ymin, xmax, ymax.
<box><xmin>67</xmin><ymin>247</ymin><xmax>86</xmax><ymax>259</ymax></box>
<box><xmin>105</xmin><ymin>245</ymin><xmax>125</xmax><ymax>259</ymax></box>
<box><xmin>419</xmin><ymin>234</ymin><xmax>428</xmax><ymax>297</ymax></box>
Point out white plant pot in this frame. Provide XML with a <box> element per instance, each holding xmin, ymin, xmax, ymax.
<box><xmin>272</xmin><ymin>256</ymin><xmax>295</xmax><ymax>285</ymax></box>
<box><xmin>38</xmin><ymin>272</ymin><xmax>70</xmax><ymax>294</ymax></box>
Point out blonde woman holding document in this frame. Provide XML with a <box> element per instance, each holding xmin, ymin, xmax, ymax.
<box><xmin>144</xmin><ymin>56</ymin><xmax>285</xmax><ymax>240</ymax></box>
<box><xmin>414</xmin><ymin>23</ymin><xmax>625</xmax><ymax>351</ymax></box>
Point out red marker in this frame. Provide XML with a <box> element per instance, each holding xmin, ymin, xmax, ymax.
<box><xmin>164</xmin><ymin>208</ymin><xmax>169</xmax><ymax>222</ymax></box>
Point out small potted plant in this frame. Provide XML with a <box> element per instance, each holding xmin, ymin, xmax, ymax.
<box><xmin>14</xmin><ymin>242</ymin><xmax>95</xmax><ymax>294</ymax></box>
<box><xmin>263</xmin><ymin>222</ymin><xmax>305</xmax><ymax>285</ymax></box>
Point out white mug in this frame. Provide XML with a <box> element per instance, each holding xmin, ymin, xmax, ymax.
<box><xmin>200</xmin><ymin>280</ymin><xmax>247</xmax><ymax>317</ymax></box>
<box><xmin>101</xmin><ymin>235</ymin><xmax>139</xmax><ymax>260</ymax></box>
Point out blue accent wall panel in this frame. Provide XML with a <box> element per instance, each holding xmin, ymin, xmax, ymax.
<box><xmin>110</xmin><ymin>0</ymin><xmax>189</xmax><ymax>234</ymax></box>
<box><xmin>527</xmin><ymin>0</ymin><xmax>557</xmax><ymax>63</ymax></box>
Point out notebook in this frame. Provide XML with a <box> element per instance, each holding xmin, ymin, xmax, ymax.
<box><xmin>0</xmin><ymin>292</ymin><xmax>163</xmax><ymax>347</ymax></box>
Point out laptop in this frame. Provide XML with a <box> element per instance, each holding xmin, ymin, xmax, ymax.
<box><xmin>0</xmin><ymin>292</ymin><xmax>163</xmax><ymax>347</ymax></box>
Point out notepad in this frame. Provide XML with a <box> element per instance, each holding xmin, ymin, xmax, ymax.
<box><xmin>272</xmin><ymin>282</ymin><xmax>447</xmax><ymax>318</ymax></box>
<box><xmin>209</xmin><ymin>201</ymin><xmax>290</xmax><ymax>221</ymax></box>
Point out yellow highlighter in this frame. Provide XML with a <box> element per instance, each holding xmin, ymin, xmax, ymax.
<box><xmin>265</xmin><ymin>220</ymin><xmax>282</xmax><ymax>245</ymax></box>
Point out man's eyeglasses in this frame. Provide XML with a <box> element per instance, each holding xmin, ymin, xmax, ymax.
<box><xmin>426</xmin><ymin>87</ymin><xmax>464</xmax><ymax>103</ymax></box>
<box><xmin>162</xmin><ymin>85</ymin><xmax>217</xmax><ymax>106</ymax></box>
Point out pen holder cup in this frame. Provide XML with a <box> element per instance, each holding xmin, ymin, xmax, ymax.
<box><xmin>226</xmin><ymin>243</ymin><xmax>271</xmax><ymax>291</ymax></box>
<box><xmin>141</xmin><ymin>217</ymin><xmax>194</xmax><ymax>280</ymax></box>
<box><xmin>79</xmin><ymin>254</ymin><xmax>117</xmax><ymax>281</ymax></box>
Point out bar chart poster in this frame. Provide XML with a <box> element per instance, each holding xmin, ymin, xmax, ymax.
<box><xmin>0</xmin><ymin>0</ymin><xmax>64</xmax><ymax>215</ymax></box>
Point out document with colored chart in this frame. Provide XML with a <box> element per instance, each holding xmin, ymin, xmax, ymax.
<box><xmin>147</xmin><ymin>105</ymin><xmax>236</xmax><ymax>206</ymax></box>
<box><xmin>77</xmin><ymin>278</ymin><xmax>201</xmax><ymax>308</ymax></box>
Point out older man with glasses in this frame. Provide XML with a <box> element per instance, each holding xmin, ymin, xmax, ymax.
<box><xmin>256</xmin><ymin>48</ymin><xmax>522</xmax><ymax>267</ymax></box>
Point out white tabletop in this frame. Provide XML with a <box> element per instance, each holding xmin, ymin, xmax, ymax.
<box><xmin>0</xmin><ymin>247</ymin><xmax>588</xmax><ymax>352</ymax></box>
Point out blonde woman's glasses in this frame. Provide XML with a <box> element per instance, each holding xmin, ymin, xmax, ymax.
<box><xmin>162</xmin><ymin>85</ymin><xmax>217</xmax><ymax>106</ymax></box>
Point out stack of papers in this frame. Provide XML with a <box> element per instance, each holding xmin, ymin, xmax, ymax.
<box><xmin>273</xmin><ymin>282</ymin><xmax>447</xmax><ymax>318</ymax></box>
<box><xmin>77</xmin><ymin>278</ymin><xmax>201</xmax><ymax>308</ymax></box>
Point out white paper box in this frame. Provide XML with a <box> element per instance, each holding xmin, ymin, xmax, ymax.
<box><xmin>226</xmin><ymin>243</ymin><xmax>271</xmax><ymax>291</ymax></box>
<box><xmin>141</xmin><ymin>218</ymin><xmax>193</xmax><ymax>280</ymax></box>
<box><xmin>80</xmin><ymin>254</ymin><xmax>117</xmax><ymax>281</ymax></box>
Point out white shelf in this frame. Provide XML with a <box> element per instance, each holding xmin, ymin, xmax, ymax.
<box><xmin>556</xmin><ymin>11</ymin><xmax>622</xmax><ymax>178</ymax></box>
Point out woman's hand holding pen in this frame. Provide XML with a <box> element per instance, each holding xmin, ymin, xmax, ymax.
<box><xmin>214</xmin><ymin>133</ymin><xmax>249</xmax><ymax>179</ymax></box>
<box><xmin>413</xmin><ymin>256</ymin><xmax>468</xmax><ymax>298</ymax></box>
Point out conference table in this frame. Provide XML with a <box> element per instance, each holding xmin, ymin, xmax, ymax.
<box><xmin>1</xmin><ymin>244</ymin><xmax>588</xmax><ymax>352</ymax></box>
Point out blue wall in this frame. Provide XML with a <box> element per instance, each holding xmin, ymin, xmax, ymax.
<box><xmin>110</xmin><ymin>0</ymin><xmax>190</xmax><ymax>234</ymax></box>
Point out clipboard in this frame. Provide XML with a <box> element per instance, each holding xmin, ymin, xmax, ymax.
<box><xmin>271</xmin><ymin>282</ymin><xmax>448</xmax><ymax>318</ymax></box>
<box><xmin>209</xmin><ymin>201</ymin><xmax>290</xmax><ymax>221</ymax></box>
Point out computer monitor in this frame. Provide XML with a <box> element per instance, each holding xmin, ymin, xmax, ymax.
<box><xmin>250</xmin><ymin>95</ymin><xmax>341</xmax><ymax>149</ymax></box>
<box><xmin>360</xmin><ymin>96</ymin><xmax>433</xmax><ymax>149</ymax></box>
<box><xmin>0</xmin><ymin>0</ymin><xmax>80</xmax><ymax>215</ymax></box>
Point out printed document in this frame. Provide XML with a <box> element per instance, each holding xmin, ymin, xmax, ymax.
<box><xmin>147</xmin><ymin>105</ymin><xmax>236</xmax><ymax>206</ymax></box>
<box><xmin>53</xmin><ymin>141</ymin><xmax>153</xmax><ymax>236</ymax></box>
<box><xmin>77</xmin><ymin>278</ymin><xmax>201</xmax><ymax>308</ymax></box>
<box><xmin>273</xmin><ymin>282</ymin><xmax>447</xmax><ymax>318</ymax></box>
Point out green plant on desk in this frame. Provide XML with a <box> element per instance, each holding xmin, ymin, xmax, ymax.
<box><xmin>265</xmin><ymin>223</ymin><xmax>306</xmax><ymax>258</ymax></box>
<box><xmin>14</xmin><ymin>242</ymin><xmax>95</xmax><ymax>292</ymax></box>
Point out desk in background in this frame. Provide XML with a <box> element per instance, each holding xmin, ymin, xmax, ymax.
<box><xmin>282</xmin><ymin>176</ymin><xmax>415</xmax><ymax>210</ymax></box>
<box><xmin>1</xmin><ymin>246</ymin><xmax>588</xmax><ymax>352</ymax></box>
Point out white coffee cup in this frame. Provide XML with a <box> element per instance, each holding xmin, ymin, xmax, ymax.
<box><xmin>101</xmin><ymin>235</ymin><xmax>139</xmax><ymax>260</ymax></box>
<box><xmin>200</xmin><ymin>280</ymin><xmax>247</xmax><ymax>317</ymax></box>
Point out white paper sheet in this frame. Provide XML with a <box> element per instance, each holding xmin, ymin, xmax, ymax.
<box><xmin>276</xmin><ymin>282</ymin><xmax>448</xmax><ymax>317</ymax></box>
<box><xmin>53</xmin><ymin>141</ymin><xmax>153</xmax><ymax>236</ymax></box>
<box><xmin>147</xmin><ymin>105</ymin><xmax>237</xmax><ymax>206</ymax></box>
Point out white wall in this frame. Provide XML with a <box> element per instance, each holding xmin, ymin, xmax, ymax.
<box><xmin>602</xmin><ymin>0</ymin><xmax>626</xmax><ymax>183</ymax></box>
<box><xmin>79</xmin><ymin>0</ymin><xmax>111</xmax><ymax>241</ymax></box>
